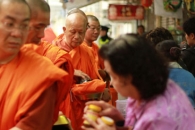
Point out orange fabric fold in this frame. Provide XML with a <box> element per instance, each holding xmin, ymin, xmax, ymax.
<box><xmin>23</xmin><ymin>41</ymin><xmax>74</xmax><ymax>99</ymax></box>
<box><xmin>82</xmin><ymin>42</ymin><xmax>117</xmax><ymax>107</ymax></box>
<box><xmin>0</xmin><ymin>49</ymin><xmax>69</xmax><ymax>129</ymax></box>
<box><xmin>82</xmin><ymin>42</ymin><xmax>105</xmax><ymax>69</ymax></box>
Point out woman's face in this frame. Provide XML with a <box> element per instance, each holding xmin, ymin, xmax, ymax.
<box><xmin>104</xmin><ymin>60</ymin><xmax>140</xmax><ymax>99</ymax></box>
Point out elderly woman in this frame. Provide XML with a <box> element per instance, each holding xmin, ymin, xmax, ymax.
<box><xmin>82</xmin><ymin>35</ymin><xmax>195</xmax><ymax>130</ymax></box>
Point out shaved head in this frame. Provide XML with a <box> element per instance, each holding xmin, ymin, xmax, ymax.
<box><xmin>87</xmin><ymin>15</ymin><xmax>99</xmax><ymax>22</ymax></box>
<box><xmin>66</xmin><ymin>8</ymin><xmax>88</xmax><ymax>28</ymax></box>
<box><xmin>0</xmin><ymin>0</ymin><xmax>30</xmax><ymax>14</ymax></box>
<box><xmin>62</xmin><ymin>8</ymin><xmax>88</xmax><ymax>50</ymax></box>
<box><xmin>26</xmin><ymin>0</ymin><xmax>50</xmax><ymax>18</ymax></box>
<box><xmin>25</xmin><ymin>0</ymin><xmax>50</xmax><ymax>44</ymax></box>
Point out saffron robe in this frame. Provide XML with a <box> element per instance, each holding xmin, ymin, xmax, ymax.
<box><xmin>53</xmin><ymin>34</ymin><xmax>106</xmax><ymax>130</ymax></box>
<box><xmin>82</xmin><ymin>42</ymin><xmax>104</xmax><ymax>69</ymax></box>
<box><xmin>0</xmin><ymin>48</ymin><xmax>69</xmax><ymax>130</ymax></box>
<box><xmin>82</xmin><ymin>41</ymin><xmax>117</xmax><ymax>106</ymax></box>
<box><xmin>23</xmin><ymin>41</ymin><xmax>74</xmax><ymax>92</ymax></box>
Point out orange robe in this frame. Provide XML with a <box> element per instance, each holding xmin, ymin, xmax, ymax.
<box><xmin>53</xmin><ymin>34</ymin><xmax>106</xmax><ymax>130</ymax></box>
<box><xmin>83</xmin><ymin>42</ymin><xmax>105</xmax><ymax>69</ymax></box>
<box><xmin>23</xmin><ymin>42</ymin><xmax>75</xmax><ymax>120</ymax></box>
<box><xmin>0</xmin><ymin>48</ymin><xmax>69</xmax><ymax>130</ymax></box>
<box><xmin>23</xmin><ymin>41</ymin><xmax>74</xmax><ymax>81</ymax></box>
<box><xmin>41</xmin><ymin>27</ymin><xmax>56</xmax><ymax>43</ymax></box>
<box><xmin>82</xmin><ymin>42</ymin><xmax>117</xmax><ymax>106</ymax></box>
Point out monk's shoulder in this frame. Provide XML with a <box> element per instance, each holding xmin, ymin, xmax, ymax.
<box><xmin>18</xmin><ymin>49</ymin><xmax>67</xmax><ymax>78</ymax></box>
<box><xmin>20</xmin><ymin>48</ymin><xmax>53</xmax><ymax>66</ymax></box>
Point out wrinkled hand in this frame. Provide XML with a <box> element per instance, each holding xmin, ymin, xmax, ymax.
<box><xmin>81</xmin><ymin>117</ymin><xmax>116</xmax><ymax>130</ymax></box>
<box><xmin>74</xmin><ymin>69</ymin><xmax>91</xmax><ymax>80</ymax></box>
<box><xmin>84</xmin><ymin>101</ymin><xmax>124</xmax><ymax>122</ymax></box>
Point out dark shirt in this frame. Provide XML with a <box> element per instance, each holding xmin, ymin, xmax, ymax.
<box><xmin>182</xmin><ymin>47</ymin><xmax>195</xmax><ymax>77</ymax></box>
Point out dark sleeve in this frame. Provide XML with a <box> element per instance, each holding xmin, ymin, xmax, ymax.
<box><xmin>181</xmin><ymin>49</ymin><xmax>195</xmax><ymax>77</ymax></box>
<box><xmin>15</xmin><ymin>84</ymin><xmax>57</xmax><ymax>130</ymax></box>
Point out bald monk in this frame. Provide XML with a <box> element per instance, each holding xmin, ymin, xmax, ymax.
<box><xmin>0</xmin><ymin>0</ymin><xmax>69</xmax><ymax>130</ymax></box>
<box><xmin>53</xmin><ymin>8</ymin><xmax>110</xmax><ymax>130</ymax></box>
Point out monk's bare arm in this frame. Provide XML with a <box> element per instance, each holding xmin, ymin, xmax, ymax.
<box><xmin>11</xmin><ymin>83</ymin><xmax>57</xmax><ymax>130</ymax></box>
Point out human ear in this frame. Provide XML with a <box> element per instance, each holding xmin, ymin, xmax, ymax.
<box><xmin>190</xmin><ymin>33</ymin><xmax>195</xmax><ymax>39</ymax></box>
<box><xmin>62</xmin><ymin>27</ymin><xmax>66</xmax><ymax>33</ymax></box>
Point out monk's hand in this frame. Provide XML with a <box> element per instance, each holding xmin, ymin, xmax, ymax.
<box><xmin>85</xmin><ymin>101</ymin><xmax>124</xmax><ymax>122</ymax></box>
<box><xmin>82</xmin><ymin>116</ymin><xmax>116</xmax><ymax>130</ymax></box>
<box><xmin>101</xmin><ymin>88</ymin><xmax>111</xmax><ymax>102</ymax></box>
<box><xmin>74</xmin><ymin>69</ymin><xmax>91</xmax><ymax>80</ymax></box>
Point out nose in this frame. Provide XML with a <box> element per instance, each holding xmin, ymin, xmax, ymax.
<box><xmin>37</xmin><ymin>29</ymin><xmax>45</xmax><ymax>39</ymax></box>
<box><xmin>74</xmin><ymin>32</ymin><xmax>80</xmax><ymax>39</ymax></box>
<box><xmin>10</xmin><ymin>28</ymin><xmax>23</xmax><ymax>38</ymax></box>
<box><xmin>94</xmin><ymin>29</ymin><xmax>99</xmax><ymax>34</ymax></box>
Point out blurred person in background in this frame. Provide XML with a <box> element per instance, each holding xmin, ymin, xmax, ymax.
<box><xmin>98</xmin><ymin>25</ymin><xmax>112</xmax><ymax>47</ymax></box>
<box><xmin>156</xmin><ymin>40</ymin><xmax>195</xmax><ymax>108</ymax></box>
<box><xmin>181</xmin><ymin>17</ymin><xmax>195</xmax><ymax>77</ymax></box>
<box><xmin>146</xmin><ymin>27</ymin><xmax>188</xmax><ymax>70</ymax></box>
<box><xmin>137</xmin><ymin>25</ymin><xmax>145</xmax><ymax>36</ymax></box>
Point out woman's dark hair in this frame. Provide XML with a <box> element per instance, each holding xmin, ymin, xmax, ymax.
<box><xmin>146</xmin><ymin>27</ymin><xmax>173</xmax><ymax>46</ymax></box>
<box><xmin>99</xmin><ymin>34</ymin><xmax>169</xmax><ymax>100</ymax></box>
<box><xmin>156</xmin><ymin>40</ymin><xmax>181</xmax><ymax>62</ymax></box>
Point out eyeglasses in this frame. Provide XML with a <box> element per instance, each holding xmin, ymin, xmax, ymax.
<box><xmin>0</xmin><ymin>21</ymin><xmax>29</xmax><ymax>32</ymax></box>
<box><xmin>88</xmin><ymin>25</ymin><xmax>101</xmax><ymax>31</ymax></box>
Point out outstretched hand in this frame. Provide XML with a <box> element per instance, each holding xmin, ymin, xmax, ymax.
<box><xmin>84</xmin><ymin>101</ymin><xmax>124</xmax><ymax>122</ymax></box>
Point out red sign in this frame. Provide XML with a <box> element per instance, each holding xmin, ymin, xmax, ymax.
<box><xmin>108</xmin><ymin>4</ymin><xmax>145</xmax><ymax>20</ymax></box>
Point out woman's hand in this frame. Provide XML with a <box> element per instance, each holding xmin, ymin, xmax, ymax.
<box><xmin>82</xmin><ymin>116</ymin><xmax>116</xmax><ymax>130</ymax></box>
<box><xmin>85</xmin><ymin>101</ymin><xmax>124</xmax><ymax>122</ymax></box>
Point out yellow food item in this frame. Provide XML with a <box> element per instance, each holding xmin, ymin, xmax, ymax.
<box><xmin>83</xmin><ymin>113</ymin><xmax>98</xmax><ymax>125</ymax></box>
<box><xmin>88</xmin><ymin>104</ymin><xmax>102</xmax><ymax>112</ymax></box>
<box><xmin>101</xmin><ymin>116</ymin><xmax>114</xmax><ymax>126</ymax></box>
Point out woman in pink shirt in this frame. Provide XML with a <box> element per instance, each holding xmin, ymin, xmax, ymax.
<box><xmin>82</xmin><ymin>34</ymin><xmax>195</xmax><ymax>130</ymax></box>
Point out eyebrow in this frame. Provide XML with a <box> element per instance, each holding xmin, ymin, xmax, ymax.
<box><xmin>5</xmin><ymin>15</ymin><xmax>30</xmax><ymax>22</ymax></box>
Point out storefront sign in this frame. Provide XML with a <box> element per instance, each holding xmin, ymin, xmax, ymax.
<box><xmin>108</xmin><ymin>4</ymin><xmax>144</xmax><ymax>20</ymax></box>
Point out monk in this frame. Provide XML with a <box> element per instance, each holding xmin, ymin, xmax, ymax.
<box><xmin>82</xmin><ymin>15</ymin><xmax>117</xmax><ymax>106</ymax></box>
<box><xmin>23</xmin><ymin>0</ymin><xmax>74</xmax><ymax>98</ymax></box>
<box><xmin>83</xmin><ymin>15</ymin><xmax>104</xmax><ymax>69</ymax></box>
<box><xmin>0</xmin><ymin>0</ymin><xmax>69</xmax><ymax>130</ymax></box>
<box><xmin>24</xmin><ymin>0</ymin><xmax>73</xmax><ymax>71</ymax></box>
<box><xmin>53</xmin><ymin>8</ymin><xmax>110</xmax><ymax>130</ymax></box>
